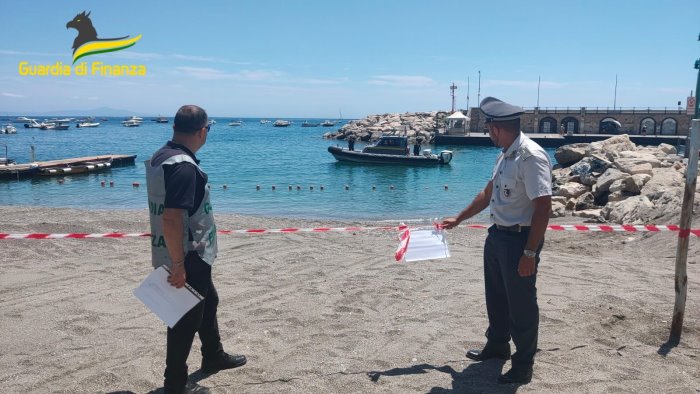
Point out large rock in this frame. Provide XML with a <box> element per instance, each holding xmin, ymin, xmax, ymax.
<box><xmin>554</xmin><ymin>143</ymin><xmax>588</xmax><ymax>166</ymax></box>
<box><xmin>614</xmin><ymin>158</ymin><xmax>655</xmax><ymax>175</ymax></box>
<box><xmin>555</xmin><ymin>182</ymin><xmax>589</xmax><ymax>199</ymax></box>
<box><xmin>641</xmin><ymin>167</ymin><xmax>684</xmax><ymax>200</ymax></box>
<box><xmin>657</xmin><ymin>143</ymin><xmax>677</xmax><ymax>155</ymax></box>
<box><xmin>602</xmin><ymin>195</ymin><xmax>654</xmax><ymax>224</ymax></box>
<box><xmin>550</xmin><ymin>201</ymin><xmax>567</xmax><ymax>218</ymax></box>
<box><xmin>569</xmin><ymin>156</ymin><xmax>611</xmax><ymax>177</ymax></box>
<box><xmin>586</xmin><ymin>134</ymin><xmax>636</xmax><ymax>160</ymax></box>
<box><xmin>574</xmin><ymin>192</ymin><xmax>597</xmax><ymax>211</ymax></box>
<box><xmin>572</xmin><ymin>209</ymin><xmax>602</xmax><ymax>219</ymax></box>
<box><xmin>595</xmin><ymin>168</ymin><xmax>628</xmax><ymax>194</ymax></box>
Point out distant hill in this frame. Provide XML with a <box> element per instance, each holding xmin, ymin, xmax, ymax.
<box><xmin>0</xmin><ymin>107</ymin><xmax>148</xmax><ymax>117</ymax></box>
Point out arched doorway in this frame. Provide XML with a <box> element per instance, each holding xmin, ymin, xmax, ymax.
<box><xmin>660</xmin><ymin>118</ymin><xmax>677</xmax><ymax>135</ymax></box>
<box><xmin>599</xmin><ymin>117</ymin><xmax>621</xmax><ymax>134</ymax></box>
<box><xmin>561</xmin><ymin>117</ymin><xmax>579</xmax><ymax>134</ymax></box>
<box><xmin>639</xmin><ymin>118</ymin><xmax>655</xmax><ymax>135</ymax></box>
<box><xmin>538</xmin><ymin>117</ymin><xmax>557</xmax><ymax>133</ymax></box>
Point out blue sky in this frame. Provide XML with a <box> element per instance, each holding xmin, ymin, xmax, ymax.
<box><xmin>1</xmin><ymin>0</ymin><xmax>698</xmax><ymax>118</ymax></box>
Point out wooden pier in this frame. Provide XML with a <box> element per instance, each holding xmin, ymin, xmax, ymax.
<box><xmin>0</xmin><ymin>154</ymin><xmax>137</xmax><ymax>180</ymax></box>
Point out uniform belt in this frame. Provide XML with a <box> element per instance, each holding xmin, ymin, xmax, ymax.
<box><xmin>494</xmin><ymin>224</ymin><xmax>531</xmax><ymax>232</ymax></box>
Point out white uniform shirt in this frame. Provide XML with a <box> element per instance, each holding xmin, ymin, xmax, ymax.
<box><xmin>490</xmin><ymin>133</ymin><xmax>552</xmax><ymax>226</ymax></box>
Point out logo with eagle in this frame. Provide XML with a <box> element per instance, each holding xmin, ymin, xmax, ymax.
<box><xmin>66</xmin><ymin>11</ymin><xmax>142</xmax><ymax>64</ymax></box>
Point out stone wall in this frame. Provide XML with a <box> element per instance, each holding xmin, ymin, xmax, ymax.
<box><xmin>469</xmin><ymin>107</ymin><xmax>692</xmax><ymax>136</ymax></box>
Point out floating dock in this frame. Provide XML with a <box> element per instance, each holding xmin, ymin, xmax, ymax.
<box><xmin>434</xmin><ymin>133</ymin><xmax>688</xmax><ymax>148</ymax></box>
<box><xmin>0</xmin><ymin>154</ymin><xmax>137</xmax><ymax>180</ymax></box>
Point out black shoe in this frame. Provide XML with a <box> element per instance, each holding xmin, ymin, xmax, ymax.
<box><xmin>200</xmin><ymin>352</ymin><xmax>247</xmax><ymax>374</ymax></box>
<box><xmin>163</xmin><ymin>382</ymin><xmax>211</xmax><ymax>394</ymax></box>
<box><xmin>466</xmin><ymin>342</ymin><xmax>511</xmax><ymax>361</ymax></box>
<box><xmin>498</xmin><ymin>366</ymin><xmax>533</xmax><ymax>384</ymax></box>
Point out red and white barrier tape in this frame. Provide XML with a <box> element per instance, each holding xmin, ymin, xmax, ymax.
<box><xmin>394</xmin><ymin>225</ymin><xmax>410</xmax><ymax>261</ymax></box>
<box><xmin>0</xmin><ymin>224</ymin><xmax>699</xmax><ymax>240</ymax></box>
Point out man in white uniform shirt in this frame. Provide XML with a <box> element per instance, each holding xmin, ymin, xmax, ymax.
<box><xmin>442</xmin><ymin>97</ymin><xmax>552</xmax><ymax>384</ymax></box>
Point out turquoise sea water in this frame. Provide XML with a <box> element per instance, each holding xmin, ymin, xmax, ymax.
<box><xmin>0</xmin><ymin>118</ymin><xmax>554</xmax><ymax>221</ymax></box>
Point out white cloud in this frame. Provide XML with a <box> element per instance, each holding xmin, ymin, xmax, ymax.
<box><xmin>2</xmin><ymin>92</ymin><xmax>25</xmax><ymax>98</ymax></box>
<box><xmin>175</xmin><ymin>67</ymin><xmax>283</xmax><ymax>81</ymax></box>
<box><xmin>368</xmin><ymin>75</ymin><xmax>436</xmax><ymax>87</ymax></box>
<box><xmin>484</xmin><ymin>79</ymin><xmax>565</xmax><ymax>89</ymax></box>
<box><xmin>0</xmin><ymin>49</ymin><xmax>63</xmax><ymax>57</ymax></box>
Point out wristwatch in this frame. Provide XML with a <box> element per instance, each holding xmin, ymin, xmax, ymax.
<box><xmin>523</xmin><ymin>249</ymin><xmax>536</xmax><ymax>258</ymax></box>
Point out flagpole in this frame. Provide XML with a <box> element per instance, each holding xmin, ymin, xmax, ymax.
<box><xmin>537</xmin><ymin>75</ymin><xmax>541</xmax><ymax>108</ymax></box>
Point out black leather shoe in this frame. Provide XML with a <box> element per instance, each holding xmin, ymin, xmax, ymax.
<box><xmin>200</xmin><ymin>352</ymin><xmax>247</xmax><ymax>374</ymax></box>
<box><xmin>466</xmin><ymin>342</ymin><xmax>510</xmax><ymax>361</ymax></box>
<box><xmin>498</xmin><ymin>366</ymin><xmax>533</xmax><ymax>384</ymax></box>
<box><xmin>164</xmin><ymin>382</ymin><xmax>211</xmax><ymax>394</ymax></box>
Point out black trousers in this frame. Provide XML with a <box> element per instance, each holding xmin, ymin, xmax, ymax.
<box><xmin>164</xmin><ymin>252</ymin><xmax>223</xmax><ymax>388</ymax></box>
<box><xmin>483</xmin><ymin>226</ymin><xmax>542</xmax><ymax>368</ymax></box>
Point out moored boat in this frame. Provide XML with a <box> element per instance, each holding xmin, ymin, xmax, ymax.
<box><xmin>2</xmin><ymin>124</ymin><xmax>17</xmax><ymax>134</ymax></box>
<box><xmin>122</xmin><ymin>119</ymin><xmax>141</xmax><ymax>127</ymax></box>
<box><xmin>301</xmin><ymin>121</ymin><xmax>320</xmax><ymax>127</ymax></box>
<box><xmin>153</xmin><ymin>116</ymin><xmax>169</xmax><ymax>123</ymax></box>
<box><xmin>228</xmin><ymin>121</ymin><xmax>242</xmax><ymax>126</ymax></box>
<box><xmin>321</xmin><ymin>120</ymin><xmax>336</xmax><ymax>127</ymax></box>
<box><xmin>77</xmin><ymin>122</ymin><xmax>100</xmax><ymax>128</ymax></box>
<box><xmin>328</xmin><ymin>136</ymin><xmax>453</xmax><ymax>165</ymax></box>
<box><xmin>273</xmin><ymin>120</ymin><xmax>291</xmax><ymax>127</ymax></box>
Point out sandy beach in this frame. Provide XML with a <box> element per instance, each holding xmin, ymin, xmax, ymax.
<box><xmin>0</xmin><ymin>205</ymin><xmax>698</xmax><ymax>393</ymax></box>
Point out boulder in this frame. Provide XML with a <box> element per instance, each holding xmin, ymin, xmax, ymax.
<box><xmin>552</xmin><ymin>196</ymin><xmax>568</xmax><ymax>205</ymax></box>
<box><xmin>601</xmin><ymin>195</ymin><xmax>654</xmax><ymax>224</ymax></box>
<box><xmin>641</xmin><ymin>167</ymin><xmax>684</xmax><ymax>201</ymax></box>
<box><xmin>550</xmin><ymin>201</ymin><xmax>567</xmax><ymax>218</ymax></box>
<box><xmin>572</xmin><ymin>209</ymin><xmax>602</xmax><ymax>219</ymax></box>
<box><xmin>574</xmin><ymin>192</ymin><xmax>597</xmax><ymax>211</ymax></box>
<box><xmin>621</xmin><ymin>174</ymin><xmax>651</xmax><ymax>194</ymax></box>
<box><xmin>658</xmin><ymin>143</ymin><xmax>677</xmax><ymax>155</ymax></box>
<box><xmin>586</xmin><ymin>134</ymin><xmax>637</xmax><ymax>161</ymax></box>
<box><xmin>554</xmin><ymin>143</ymin><xmax>588</xmax><ymax>166</ymax></box>
<box><xmin>595</xmin><ymin>168</ymin><xmax>628</xmax><ymax>194</ymax></box>
<box><xmin>555</xmin><ymin>182</ymin><xmax>589</xmax><ymax>199</ymax></box>
<box><xmin>607</xmin><ymin>191</ymin><xmax>634</xmax><ymax>203</ymax></box>
<box><xmin>569</xmin><ymin>156</ymin><xmax>611</xmax><ymax>177</ymax></box>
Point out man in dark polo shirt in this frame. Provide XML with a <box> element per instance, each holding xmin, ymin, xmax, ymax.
<box><xmin>146</xmin><ymin>105</ymin><xmax>246</xmax><ymax>394</ymax></box>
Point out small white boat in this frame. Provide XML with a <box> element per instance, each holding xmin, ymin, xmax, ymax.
<box><xmin>125</xmin><ymin>116</ymin><xmax>143</xmax><ymax>122</ymax></box>
<box><xmin>228</xmin><ymin>121</ymin><xmax>242</xmax><ymax>126</ymax></box>
<box><xmin>14</xmin><ymin>116</ymin><xmax>34</xmax><ymax>123</ymax></box>
<box><xmin>2</xmin><ymin>124</ymin><xmax>17</xmax><ymax>134</ymax></box>
<box><xmin>321</xmin><ymin>120</ymin><xmax>336</xmax><ymax>127</ymax></box>
<box><xmin>77</xmin><ymin>122</ymin><xmax>100</xmax><ymax>128</ymax></box>
<box><xmin>273</xmin><ymin>120</ymin><xmax>291</xmax><ymax>127</ymax></box>
<box><xmin>24</xmin><ymin>119</ymin><xmax>42</xmax><ymax>128</ymax></box>
<box><xmin>259</xmin><ymin>119</ymin><xmax>271</xmax><ymax>124</ymax></box>
<box><xmin>208</xmin><ymin>119</ymin><xmax>217</xmax><ymax>125</ymax></box>
<box><xmin>122</xmin><ymin>120</ymin><xmax>141</xmax><ymax>127</ymax></box>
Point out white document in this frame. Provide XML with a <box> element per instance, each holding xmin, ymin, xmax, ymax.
<box><xmin>133</xmin><ymin>266</ymin><xmax>203</xmax><ymax>328</ymax></box>
<box><xmin>404</xmin><ymin>229</ymin><xmax>451</xmax><ymax>262</ymax></box>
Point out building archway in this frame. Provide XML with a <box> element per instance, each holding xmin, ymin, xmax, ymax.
<box><xmin>599</xmin><ymin>117</ymin><xmax>620</xmax><ymax>134</ymax></box>
<box><xmin>639</xmin><ymin>117</ymin><xmax>655</xmax><ymax>135</ymax></box>
<box><xmin>538</xmin><ymin>117</ymin><xmax>557</xmax><ymax>133</ymax></box>
<box><xmin>661</xmin><ymin>118</ymin><xmax>677</xmax><ymax>135</ymax></box>
<box><xmin>561</xmin><ymin>117</ymin><xmax>579</xmax><ymax>134</ymax></box>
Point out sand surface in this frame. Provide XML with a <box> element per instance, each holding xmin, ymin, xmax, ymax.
<box><xmin>0</xmin><ymin>206</ymin><xmax>698</xmax><ymax>393</ymax></box>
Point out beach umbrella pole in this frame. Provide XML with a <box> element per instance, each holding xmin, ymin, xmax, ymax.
<box><xmin>671</xmin><ymin>119</ymin><xmax>699</xmax><ymax>338</ymax></box>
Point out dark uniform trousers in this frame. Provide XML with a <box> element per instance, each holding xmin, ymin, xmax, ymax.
<box><xmin>483</xmin><ymin>225</ymin><xmax>543</xmax><ymax>368</ymax></box>
<box><xmin>164</xmin><ymin>252</ymin><xmax>224</xmax><ymax>388</ymax></box>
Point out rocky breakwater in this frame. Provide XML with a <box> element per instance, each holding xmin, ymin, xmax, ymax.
<box><xmin>323</xmin><ymin>112</ymin><xmax>444</xmax><ymax>142</ymax></box>
<box><xmin>551</xmin><ymin>134</ymin><xmax>699</xmax><ymax>224</ymax></box>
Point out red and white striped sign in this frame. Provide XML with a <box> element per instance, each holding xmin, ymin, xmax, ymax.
<box><xmin>0</xmin><ymin>224</ymin><xmax>698</xmax><ymax>240</ymax></box>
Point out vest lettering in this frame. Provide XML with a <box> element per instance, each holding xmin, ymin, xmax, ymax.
<box><xmin>151</xmin><ymin>234</ymin><xmax>166</xmax><ymax>248</ymax></box>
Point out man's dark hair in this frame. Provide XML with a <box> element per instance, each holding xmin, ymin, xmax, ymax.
<box><xmin>492</xmin><ymin>118</ymin><xmax>520</xmax><ymax>133</ymax></box>
<box><xmin>173</xmin><ymin>105</ymin><xmax>208</xmax><ymax>134</ymax></box>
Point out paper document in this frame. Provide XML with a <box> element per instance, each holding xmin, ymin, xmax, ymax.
<box><xmin>404</xmin><ymin>229</ymin><xmax>451</xmax><ymax>262</ymax></box>
<box><xmin>133</xmin><ymin>266</ymin><xmax>203</xmax><ymax>328</ymax></box>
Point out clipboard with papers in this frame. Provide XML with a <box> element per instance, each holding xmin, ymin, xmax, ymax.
<box><xmin>133</xmin><ymin>265</ymin><xmax>203</xmax><ymax>328</ymax></box>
